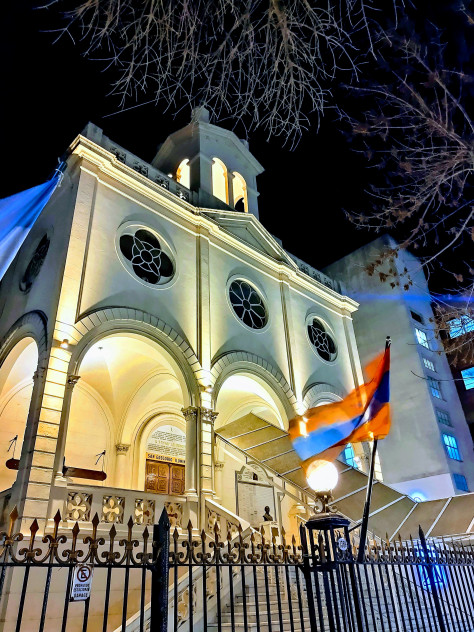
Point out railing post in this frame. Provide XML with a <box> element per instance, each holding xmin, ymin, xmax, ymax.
<box><xmin>299</xmin><ymin>524</ymin><xmax>319</xmax><ymax>632</ymax></box>
<box><xmin>151</xmin><ymin>508</ymin><xmax>170</xmax><ymax>632</ymax></box>
<box><xmin>418</xmin><ymin>526</ymin><xmax>447</xmax><ymax>632</ymax></box>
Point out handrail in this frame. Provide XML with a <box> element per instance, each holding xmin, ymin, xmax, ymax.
<box><xmin>215</xmin><ymin>432</ymin><xmax>316</xmax><ymax>511</ymax></box>
<box><xmin>215</xmin><ymin>432</ymin><xmax>379</xmax><ymax>540</ymax></box>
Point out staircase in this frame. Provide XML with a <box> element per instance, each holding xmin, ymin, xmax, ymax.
<box><xmin>208</xmin><ymin>568</ymin><xmax>312</xmax><ymax>631</ymax></box>
<box><xmin>216</xmin><ymin>413</ymin><xmax>474</xmax><ymax>540</ymax></box>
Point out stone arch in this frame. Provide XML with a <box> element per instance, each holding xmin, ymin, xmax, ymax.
<box><xmin>302</xmin><ymin>382</ymin><xmax>346</xmax><ymax>409</ymax></box>
<box><xmin>67</xmin><ymin>307</ymin><xmax>201</xmax><ymax>404</ymax></box>
<box><xmin>0</xmin><ymin>311</ymin><xmax>48</xmax><ymax>369</ymax></box>
<box><xmin>211</xmin><ymin>351</ymin><xmax>297</xmax><ymax>418</ymax></box>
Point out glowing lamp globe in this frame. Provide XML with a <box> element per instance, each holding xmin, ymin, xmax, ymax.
<box><xmin>306</xmin><ymin>460</ymin><xmax>339</xmax><ymax>492</ymax></box>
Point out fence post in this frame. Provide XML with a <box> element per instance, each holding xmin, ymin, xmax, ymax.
<box><xmin>418</xmin><ymin>526</ymin><xmax>447</xmax><ymax>632</ymax></box>
<box><xmin>299</xmin><ymin>524</ymin><xmax>319</xmax><ymax>632</ymax></box>
<box><xmin>151</xmin><ymin>508</ymin><xmax>170</xmax><ymax>632</ymax></box>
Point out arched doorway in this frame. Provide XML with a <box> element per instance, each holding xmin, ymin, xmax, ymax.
<box><xmin>65</xmin><ymin>333</ymin><xmax>188</xmax><ymax>491</ymax></box>
<box><xmin>0</xmin><ymin>338</ymin><xmax>38</xmax><ymax>491</ymax></box>
<box><xmin>141</xmin><ymin>420</ymin><xmax>186</xmax><ymax>495</ymax></box>
<box><xmin>215</xmin><ymin>372</ymin><xmax>286</xmax><ymax>431</ymax></box>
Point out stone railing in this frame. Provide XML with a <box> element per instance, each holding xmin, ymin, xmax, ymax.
<box><xmin>205</xmin><ymin>497</ymin><xmax>251</xmax><ymax>538</ymax></box>
<box><xmin>60</xmin><ymin>483</ymin><xmax>186</xmax><ymax>531</ymax></box>
<box><xmin>102</xmin><ymin>137</ymin><xmax>198</xmax><ymax>206</ymax></box>
<box><xmin>287</xmin><ymin>252</ymin><xmax>340</xmax><ymax>292</ymax></box>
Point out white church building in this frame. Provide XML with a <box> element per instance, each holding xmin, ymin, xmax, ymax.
<box><xmin>0</xmin><ymin>108</ymin><xmax>472</xmax><ymax>543</ymax></box>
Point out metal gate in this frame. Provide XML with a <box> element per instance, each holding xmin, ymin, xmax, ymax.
<box><xmin>0</xmin><ymin>507</ymin><xmax>473</xmax><ymax>631</ymax></box>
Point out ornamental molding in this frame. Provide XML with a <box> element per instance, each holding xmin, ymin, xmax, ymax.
<box><xmin>211</xmin><ymin>350</ymin><xmax>297</xmax><ymax>415</ymax></box>
<box><xmin>116</xmin><ymin>444</ymin><xmax>130</xmax><ymax>454</ymax></box>
<box><xmin>182</xmin><ymin>406</ymin><xmax>198</xmax><ymax>422</ymax></box>
<box><xmin>66</xmin><ymin>308</ymin><xmax>202</xmax><ymax>394</ymax></box>
<box><xmin>0</xmin><ymin>311</ymin><xmax>49</xmax><ymax>369</ymax></box>
<box><xmin>201</xmin><ymin>408</ymin><xmax>219</xmax><ymax>423</ymax></box>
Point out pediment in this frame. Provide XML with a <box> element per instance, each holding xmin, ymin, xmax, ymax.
<box><xmin>203</xmin><ymin>211</ymin><xmax>295</xmax><ymax>264</ymax></box>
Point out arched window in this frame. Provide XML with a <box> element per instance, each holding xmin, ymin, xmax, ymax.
<box><xmin>232</xmin><ymin>172</ymin><xmax>248</xmax><ymax>212</ymax></box>
<box><xmin>211</xmin><ymin>158</ymin><xmax>228</xmax><ymax>203</ymax></box>
<box><xmin>176</xmin><ymin>159</ymin><xmax>190</xmax><ymax>189</ymax></box>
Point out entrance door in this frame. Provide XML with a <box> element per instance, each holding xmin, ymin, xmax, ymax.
<box><xmin>145</xmin><ymin>460</ymin><xmax>185</xmax><ymax>495</ymax></box>
<box><xmin>145</xmin><ymin>461</ymin><xmax>170</xmax><ymax>493</ymax></box>
<box><xmin>170</xmin><ymin>464</ymin><xmax>185</xmax><ymax>495</ymax></box>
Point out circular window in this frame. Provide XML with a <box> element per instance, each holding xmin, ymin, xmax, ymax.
<box><xmin>119</xmin><ymin>228</ymin><xmax>174</xmax><ymax>286</ymax></box>
<box><xmin>228</xmin><ymin>280</ymin><xmax>268</xmax><ymax>330</ymax></box>
<box><xmin>307</xmin><ymin>318</ymin><xmax>337</xmax><ymax>362</ymax></box>
<box><xmin>20</xmin><ymin>235</ymin><xmax>50</xmax><ymax>293</ymax></box>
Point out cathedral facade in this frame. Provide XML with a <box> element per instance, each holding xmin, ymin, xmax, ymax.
<box><xmin>0</xmin><ymin>109</ymin><xmax>472</xmax><ymax>543</ymax></box>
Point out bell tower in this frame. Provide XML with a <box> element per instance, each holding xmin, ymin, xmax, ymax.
<box><xmin>152</xmin><ymin>107</ymin><xmax>264</xmax><ymax>219</ymax></box>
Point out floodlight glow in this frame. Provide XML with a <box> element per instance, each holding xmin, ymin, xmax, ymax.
<box><xmin>306</xmin><ymin>460</ymin><xmax>339</xmax><ymax>492</ymax></box>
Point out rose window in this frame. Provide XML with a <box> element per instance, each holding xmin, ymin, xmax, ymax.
<box><xmin>119</xmin><ymin>229</ymin><xmax>174</xmax><ymax>285</ymax></box>
<box><xmin>229</xmin><ymin>280</ymin><xmax>267</xmax><ymax>329</ymax></box>
<box><xmin>307</xmin><ymin>319</ymin><xmax>337</xmax><ymax>361</ymax></box>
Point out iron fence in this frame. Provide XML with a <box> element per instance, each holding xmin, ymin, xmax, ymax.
<box><xmin>0</xmin><ymin>506</ymin><xmax>472</xmax><ymax>632</ymax></box>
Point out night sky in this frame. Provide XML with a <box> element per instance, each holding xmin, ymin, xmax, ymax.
<box><xmin>0</xmin><ymin>1</ymin><xmax>443</xmax><ymax>276</ymax></box>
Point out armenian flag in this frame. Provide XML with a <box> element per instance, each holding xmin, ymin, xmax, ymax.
<box><xmin>289</xmin><ymin>343</ymin><xmax>390</xmax><ymax>474</ymax></box>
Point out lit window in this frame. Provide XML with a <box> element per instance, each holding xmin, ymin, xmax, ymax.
<box><xmin>427</xmin><ymin>377</ymin><xmax>442</xmax><ymax>399</ymax></box>
<box><xmin>232</xmin><ymin>172</ymin><xmax>248</xmax><ymax>212</ymax></box>
<box><xmin>415</xmin><ymin>328</ymin><xmax>429</xmax><ymax>349</ymax></box>
<box><xmin>423</xmin><ymin>358</ymin><xmax>435</xmax><ymax>372</ymax></box>
<box><xmin>176</xmin><ymin>159</ymin><xmax>190</xmax><ymax>188</ymax></box>
<box><xmin>410</xmin><ymin>310</ymin><xmax>424</xmax><ymax>324</ymax></box>
<box><xmin>448</xmin><ymin>315</ymin><xmax>474</xmax><ymax>339</ymax></box>
<box><xmin>343</xmin><ymin>444</ymin><xmax>357</xmax><ymax>468</ymax></box>
<box><xmin>211</xmin><ymin>158</ymin><xmax>228</xmax><ymax>203</ymax></box>
<box><xmin>442</xmin><ymin>434</ymin><xmax>461</xmax><ymax>461</ymax></box>
<box><xmin>436</xmin><ymin>410</ymin><xmax>451</xmax><ymax>426</ymax></box>
<box><xmin>461</xmin><ymin>367</ymin><xmax>474</xmax><ymax>390</ymax></box>
<box><xmin>453</xmin><ymin>473</ymin><xmax>469</xmax><ymax>492</ymax></box>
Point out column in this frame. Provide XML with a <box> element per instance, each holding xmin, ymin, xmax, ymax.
<box><xmin>182</xmin><ymin>406</ymin><xmax>199</xmax><ymax>528</ymax></box>
<box><xmin>199</xmin><ymin>407</ymin><xmax>218</xmax><ymax>498</ymax></box>
<box><xmin>114</xmin><ymin>444</ymin><xmax>130</xmax><ymax>489</ymax></box>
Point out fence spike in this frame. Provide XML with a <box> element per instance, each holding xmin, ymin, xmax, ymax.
<box><xmin>201</xmin><ymin>529</ymin><xmax>207</xmax><ymax>543</ymax></box>
<box><xmin>72</xmin><ymin>521</ymin><xmax>80</xmax><ymax>538</ymax></box>
<box><xmin>187</xmin><ymin>519</ymin><xmax>193</xmax><ymax>534</ymax></box>
<box><xmin>8</xmin><ymin>506</ymin><xmax>18</xmax><ymax>537</ymax></box>
<box><xmin>173</xmin><ymin>527</ymin><xmax>179</xmax><ymax>542</ymax></box>
<box><xmin>54</xmin><ymin>509</ymin><xmax>62</xmax><ymax>525</ymax></box>
<box><xmin>91</xmin><ymin>513</ymin><xmax>100</xmax><ymax>530</ymax></box>
<box><xmin>30</xmin><ymin>519</ymin><xmax>39</xmax><ymax>536</ymax></box>
<box><xmin>109</xmin><ymin>524</ymin><xmax>117</xmax><ymax>540</ymax></box>
<box><xmin>143</xmin><ymin>526</ymin><xmax>149</xmax><ymax>540</ymax></box>
<box><xmin>127</xmin><ymin>516</ymin><xmax>134</xmax><ymax>531</ymax></box>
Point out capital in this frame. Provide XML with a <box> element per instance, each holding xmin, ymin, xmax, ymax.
<box><xmin>116</xmin><ymin>444</ymin><xmax>130</xmax><ymax>454</ymax></box>
<box><xmin>182</xmin><ymin>406</ymin><xmax>198</xmax><ymax>422</ymax></box>
<box><xmin>201</xmin><ymin>407</ymin><xmax>219</xmax><ymax>424</ymax></box>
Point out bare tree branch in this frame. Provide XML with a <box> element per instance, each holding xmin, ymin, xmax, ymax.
<box><xmin>40</xmin><ymin>0</ymin><xmax>393</xmax><ymax>143</ymax></box>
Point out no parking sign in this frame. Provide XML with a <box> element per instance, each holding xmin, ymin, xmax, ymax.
<box><xmin>69</xmin><ymin>564</ymin><xmax>94</xmax><ymax>602</ymax></box>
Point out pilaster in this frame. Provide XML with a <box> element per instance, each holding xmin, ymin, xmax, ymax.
<box><xmin>114</xmin><ymin>444</ymin><xmax>131</xmax><ymax>489</ymax></box>
<box><xmin>14</xmin><ymin>164</ymin><xmax>98</xmax><ymax>531</ymax></box>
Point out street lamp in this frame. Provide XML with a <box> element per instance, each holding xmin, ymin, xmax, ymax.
<box><xmin>306</xmin><ymin>459</ymin><xmax>339</xmax><ymax>516</ymax></box>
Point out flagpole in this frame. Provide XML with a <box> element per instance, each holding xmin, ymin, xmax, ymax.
<box><xmin>357</xmin><ymin>336</ymin><xmax>391</xmax><ymax>563</ymax></box>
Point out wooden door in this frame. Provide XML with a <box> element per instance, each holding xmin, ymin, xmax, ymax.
<box><xmin>170</xmin><ymin>464</ymin><xmax>185</xmax><ymax>495</ymax></box>
<box><xmin>145</xmin><ymin>461</ymin><xmax>170</xmax><ymax>494</ymax></box>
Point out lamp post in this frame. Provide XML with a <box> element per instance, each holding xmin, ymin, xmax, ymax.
<box><xmin>300</xmin><ymin>460</ymin><xmax>364</xmax><ymax>632</ymax></box>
